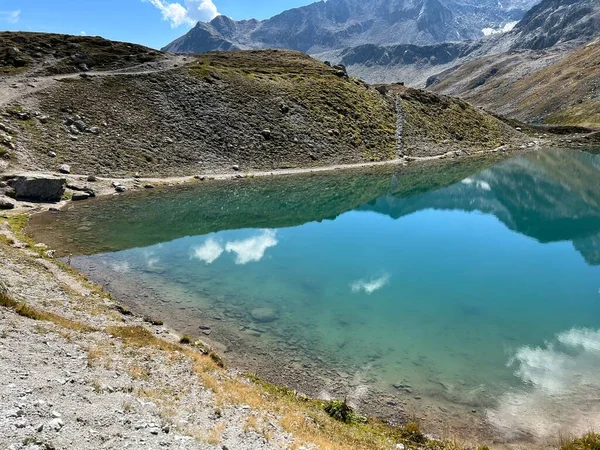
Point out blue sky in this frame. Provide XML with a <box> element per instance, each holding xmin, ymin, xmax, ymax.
<box><xmin>0</xmin><ymin>0</ymin><xmax>315</xmax><ymax>49</ymax></box>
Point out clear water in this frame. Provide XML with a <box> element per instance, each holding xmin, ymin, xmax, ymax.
<box><xmin>31</xmin><ymin>148</ymin><xmax>600</xmax><ymax>439</ymax></box>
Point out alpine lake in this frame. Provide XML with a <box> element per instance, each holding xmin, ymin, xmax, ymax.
<box><xmin>28</xmin><ymin>148</ymin><xmax>600</xmax><ymax>445</ymax></box>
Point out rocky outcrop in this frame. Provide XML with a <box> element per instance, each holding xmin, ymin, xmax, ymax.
<box><xmin>6</xmin><ymin>176</ymin><xmax>66</xmax><ymax>202</ymax></box>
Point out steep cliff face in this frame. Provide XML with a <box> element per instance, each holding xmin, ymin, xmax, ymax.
<box><xmin>163</xmin><ymin>0</ymin><xmax>538</xmax><ymax>55</ymax></box>
<box><xmin>510</xmin><ymin>0</ymin><xmax>600</xmax><ymax>49</ymax></box>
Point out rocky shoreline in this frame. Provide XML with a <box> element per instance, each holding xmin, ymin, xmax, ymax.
<box><xmin>66</xmin><ymin>254</ymin><xmax>497</xmax><ymax>444</ymax></box>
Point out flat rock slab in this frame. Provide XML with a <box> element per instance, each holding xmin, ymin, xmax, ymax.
<box><xmin>7</xmin><ymin>176</ymin><xmax>66</xmax><ymax>202</ymax></box>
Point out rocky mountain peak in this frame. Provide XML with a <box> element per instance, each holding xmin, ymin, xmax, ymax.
<box><xmin>163</xmin><ymin>0</ymin><xmax>540</xmax><ymax>55</ymax></box>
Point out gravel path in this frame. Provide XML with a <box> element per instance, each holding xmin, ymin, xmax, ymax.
<box><xmin>0</xmin><ymin>54</ymin><xmax>188</xmax><ymax>108</ymax></box>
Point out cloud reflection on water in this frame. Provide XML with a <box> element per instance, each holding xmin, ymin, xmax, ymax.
<box><xmin>461</xmin><ymin>177</ymin><xmax>492</xmax><ymax>191</ymax></box>
<box><xmin>225</xmin><ymin>230</ymin><xmax>278</xmax><ymax>265</ymax></box>
<box><xmin>190</xmin><ymin>230</ymin><xmax>278</xmax><ymax>265</ymax></box>
<box><xmin>488</xmin><ymin>327</ymin><xmax>600</xmax><ymax>439</ymax></box>
<box><xmin>190</xmin><ymin>237</ymin><xmax>224</xmax><ymax>264</ymax></box>
<box><xmin>351</xmin><ymin>274</ymin><xmax>390</xmax><ymax>294</ymax></box>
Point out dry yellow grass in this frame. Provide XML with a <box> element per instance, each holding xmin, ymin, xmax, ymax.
<box><xmin>0</xmin><ymin>291</ymin><xmax>96</xmax><ymax>333</ymax></box>
<box><xmin>207</xmin><ymin>423</ymin><xmax>226</xmax><ymax>445</ymax></box>
<box><xmin>434</xmin><ymin>39</ymin><xmax>600</xmax><ymax>128</ymax></box>
<box><xmin>127</xmin><ymin>364</ymin><xmax>151</xmax><ymax>381</ymax></box>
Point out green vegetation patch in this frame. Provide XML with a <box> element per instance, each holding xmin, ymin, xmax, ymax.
<box><xmin>323</xmin><ymin>399</ymin><xmax>366</xmax><ymax>424</ymax></box>
<box><xmin>562</xmin><ymin>433</ymin><xmax>600</xmax><ymax>450</ymax></box>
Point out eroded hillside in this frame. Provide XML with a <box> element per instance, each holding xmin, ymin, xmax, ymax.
<box><xmin>432</xmin><ymin>38</ymin><xmax>600</xmax><ymax>127</ymax></box>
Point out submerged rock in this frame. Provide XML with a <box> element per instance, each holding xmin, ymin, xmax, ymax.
<box><xmin>250</xmin><ymin>307</ymin><xmax>279</xmax><ymax>323</ymax></box>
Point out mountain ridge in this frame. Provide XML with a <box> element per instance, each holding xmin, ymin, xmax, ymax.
<box><xmin>163</xmin><ymin>0</ymin><xmax>539</xmax><ymax>55</ymax></box>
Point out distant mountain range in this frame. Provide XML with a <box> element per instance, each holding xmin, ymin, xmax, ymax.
<box><xmin>163</xmin><ymin>0</ymin><xmax>540</xmax><ymax>54</ymax></box>
<box><xmin>328</xmin><ymin>0</ymin><xmax>600</xmax><ymax>85</ymax></box>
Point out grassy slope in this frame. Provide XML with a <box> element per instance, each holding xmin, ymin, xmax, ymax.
<box><xmin>390</xmin><ymin>85</ymin><xmax>519</xmax><ymax>157</ymax></box>
<box><xmin>432</xmin><ymin>39</ymin><xmax>600</xmax><ymax>128</ymax></box>
<box><xmin>2</xmin><ymin>38</ymin><xmax>397</xmax><ymax>176</ymax></box>
<box><xmin>2</xmin><ymin>32</ymin><xmax>525</xmax><ymax>176</ymax></box>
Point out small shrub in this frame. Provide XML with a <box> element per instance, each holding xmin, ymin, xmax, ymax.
<box><xmin>179</xmin><ymin>335</ymin><xmax>192</xmax><ymax>345</ymax></box>
<box><xmin>399</xmin><ymin>421</ymin><xmax>426</xmax><ymax>444</ymax></box>
<box><xmin>143</xmin><ymin>316</ymin><xmax>163</xmax><ymax>326</ymax></box>
<box><xmin>323</xmin><ymin>399</ymin><xmax>365</xmax><ymax>424</ymax></box>
<box><xmin>209</xmin><ymin>351</ymin><xmax>224</xmax><ymax>368</ymax></box>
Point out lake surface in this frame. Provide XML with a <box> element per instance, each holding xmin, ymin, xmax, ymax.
<box><xmin>29</xmin><ymin>148</ymin><xmax>600</xmax><ymax>443</ymax></box>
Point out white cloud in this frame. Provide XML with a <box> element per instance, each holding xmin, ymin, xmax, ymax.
<box><xmin>190</xmin><ymin>238</ymin><xmax>224</xmax><ymax>264</ymax></box>
<box><xmin>144</xmin><ymin>0</ymin><xmax>219</xmax><ymax>28</ymax></box>
<box><xmin>0</xmin><ymin>10</ymin><xmax>20</xmax><ymax>23</ymax></box>
<box><xmin>80</xmin><ymin>31</ymin><xmax>87</xmax><ymax>36</ymax></box>
<box><xmin>225</xmin><ymin>230</ymin><xmax>278</xmax><ymax>265</ymax></box>
<box><xmin>487</xmin><ymin>327</ymin><xmax>600</xmax><ymax>439</ymax></box>
<box><xmin>351</xmin><ymin>274</ymin><xmax>390</xmax><ymax>295</ymax></box>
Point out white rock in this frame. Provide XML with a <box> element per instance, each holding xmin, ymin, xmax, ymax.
<box><xmin>47</xmin><ymin>418</ymin><xmax>64</xmax><ymax>431</ymax></box>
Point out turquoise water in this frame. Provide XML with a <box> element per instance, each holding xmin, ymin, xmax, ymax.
<box><xmin>32</xmin><ymin>148</ymin><xmax>600</xmax><ymax>439</ymax></box>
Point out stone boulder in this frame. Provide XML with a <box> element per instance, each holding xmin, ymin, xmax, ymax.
<box><xmin>71</xmin><ymin>191</ymin><xmax>91</xmax><ymax>201</ymax></box>
<box><xmin>7</xmin><ymin>176</ymin><xmax>66</xmax><ymax>202</ymax></box>
<box><xmin>0</xmin><ymin>196</ymin><xmax>15</xmax><ymax>210</ymax></box>
<box><xmin>66</xmin><ymin>183</ymin><xmax>96</xmax><ymax>197</ymax></box>
<box><xmin>250</xmin><ymin>307</ymin><xmax>279</xmax><ymax>323</ymax></box>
